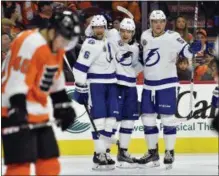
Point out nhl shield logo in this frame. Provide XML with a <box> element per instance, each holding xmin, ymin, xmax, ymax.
<box><xmin>142</xmin><ymin>39</ymin><xmax>147</xmax><ymax>46</ymax></box>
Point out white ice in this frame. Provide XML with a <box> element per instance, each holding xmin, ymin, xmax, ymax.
<box><xmin>1</xmin><ymin>154</ymin><xmax>218</xmax><ymax>175</ymax></box>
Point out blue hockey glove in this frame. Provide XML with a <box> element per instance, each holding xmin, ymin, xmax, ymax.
<box><xmin>189</xmin><ymin>40</ymin><xmax>202</xmax><ymax>54</ymax></box>
<box><xmin>73</xmin><ymin>83</ymin><xmax>88</xmax><ymax>105</ymax></box>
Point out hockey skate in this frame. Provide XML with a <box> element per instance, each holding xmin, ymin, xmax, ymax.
<box><xmin>164</xmin><ymin>150</ymin><xmax>174</xmax><ymax>170</ymax></box>
<box><xmin>105</xmin><ymin>149</ymin><xmax>116</xmax><ymax>170</ymax></box>
<box><xmin>136</xmin><ymin>145</ymin><xmax>160</xmax><ymax>168</ymax></box>
<box><xmin>92</xmin><ymin>152</ymin><xmax>114</xmax><ymax>171</ymax></box>
<box><xmin>117</xmin><ymin>148</ymin><xmax>138</xmax><ymax>169</ymax></box>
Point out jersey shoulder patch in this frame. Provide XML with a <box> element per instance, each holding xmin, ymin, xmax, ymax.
<box><xmin>167</xmin><ymin>30</ymin><xmax>175</xmax><ymax>34</ymax></box>
<box><xmin>118</xmin><ymin>40</ymin><xmax>124</xmax><ymax>46</ymax></box>
<box><xmin>87</xmin><ymin>38</ymin><xmax>95</xmax><ymax>44</ymax></box>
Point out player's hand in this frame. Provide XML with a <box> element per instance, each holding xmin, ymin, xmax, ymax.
<box><xmin>73</xmin><ymin>83</ymin><xmax>88</xmax><ymax>105</ymax></box>
<box><xmin>54</xmin><ymin>103</ymin><xmax>76</xmax><ymax>131</ymax></box>
<box><xmin>8</xmin><ymin>94</ymin><xmax>28</xmax><ymax>126</ymax></box>
<box><xmin>189</xmin><ymin>40</ymin><xmax>202</xmax><ymax>54</ymax></box>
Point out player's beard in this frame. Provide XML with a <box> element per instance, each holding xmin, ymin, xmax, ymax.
<box><xmin>94</xmin><ymin>32</ymin><xmax>105</xmax><ymax>40</ymax></box>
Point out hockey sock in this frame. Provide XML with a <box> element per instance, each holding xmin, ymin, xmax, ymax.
<box><xmin>163</xmin><ymin>126</ymin><xmax>177</xmax><ymax>150</ymax></box>
<box><xmin>5</xmin><ymin>163</ymin><xmax>30</xmax><ymax>176</ymax></box>
<box><xmin>119</xmin><ymin>120</ymin><xmax>135</xmax><ymax>149</ymax></box>
<box><xmin>92</xmin><ymin>131</ymin><xmax>106</xmax><ymax>153</ymax></box>
<box><xmin>35</xmin><ymin>157</ymin><xmax>60</xmax><ymax>175</ymax></box>
<box><xmin>144</xmin><ymin>126</ymin><xmax>159</xmax><ymax>149</ymax></box>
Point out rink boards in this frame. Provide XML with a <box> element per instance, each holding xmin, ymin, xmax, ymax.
<box><xmin>54</xmin><ymin>83</ymin><xmax>218</xmax><ymax>155</ymax></box>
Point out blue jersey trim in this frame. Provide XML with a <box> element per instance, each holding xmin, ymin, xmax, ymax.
<box><xmin>144</xmin><ymin>77</ymin><xmax>178</xmax><ymax>86</ymax></box>
<box><xmin>117</xmin><ymin>74</ymin><xmax>136</xmax><ymax>83</ymax></box>
<box><xmin>73</xmin><ymin>62</ymin><xmax>89</xmax><ymax>73</ymax></box>
<box><xmin>87</xmin><ymin>73</ymin><xmax>116</xmax><ymax>79</ymax></box>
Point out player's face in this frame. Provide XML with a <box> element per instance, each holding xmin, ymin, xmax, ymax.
<box><xmin>93</xmin><ymin>26</ymin><xmax>105</xmax><ymax>40</ymax></box>
<box><xmin>53</xmin><ymin>34</ymin><xmax>70</xmax><ymax>52</ymax></box>
<box><xmin>151</xmin><ymin>20</ymin><xmax>166</xmax><ymax>36</ymax></box>
<box><xmin>176</xmin><ymin>17</ymin><xmax>186</xmax><ymax>30</ymax></box>
<box><xmin>120</xmin><ymin>29</ymin><xmax>133</xmax><ymax>43</ymax></box>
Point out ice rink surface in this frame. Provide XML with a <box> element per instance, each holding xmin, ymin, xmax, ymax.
<box><xmin>1</xmin><ymin>154</ymin><xmax>218</xmax><ymax>175</ymax></box>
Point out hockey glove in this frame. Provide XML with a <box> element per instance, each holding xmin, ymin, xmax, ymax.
<box><xmin>73</xmin><ymin>83</ymin><xmax>88</xmax><ymax>105</ymax></box>
<box><xmin>7</xmin><ymin>94</ymin><xmax>28</xmax><ymax>127</ymax></box>
<box><xmin>50</xmin><ymin>90</ymin><xmax>76</xmax><ymax>131</ymax></box>
<box><xmin>189</xmin><ymin>40</ymin><xmax>202</xmax><ymax>54</ymax></box>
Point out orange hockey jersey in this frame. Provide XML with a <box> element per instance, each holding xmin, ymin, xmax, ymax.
<box><xmin>2</xmin><ymin>29</ymin><xmax>66</xmax><ymax>123</ymax></box>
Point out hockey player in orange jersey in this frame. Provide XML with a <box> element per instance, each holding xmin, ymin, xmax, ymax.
<box><xmin>1</xmin><ymin>10</ymin><xmax>81</xmax><ymax>175</ymax></box>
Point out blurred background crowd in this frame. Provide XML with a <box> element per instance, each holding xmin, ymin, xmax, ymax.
<box><xmin>1</xmin><ymin>1</ymin><xmax>219</xmax><ymax>83</ymax></box>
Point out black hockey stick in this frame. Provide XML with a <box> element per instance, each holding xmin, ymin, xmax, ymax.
<box><xmin>63</xmin><ymin>55</ymin><xmax>100</xmax><ymax>137</ymax></box>
<box><xmin>2</xmin><ymin>119</ymin><xmax>61</xmax><ymax>135</ymax></box>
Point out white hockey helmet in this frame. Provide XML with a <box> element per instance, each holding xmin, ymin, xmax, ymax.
<box><xmin>90</xmin><ymin>15</ymin><xmax>107</xmax><ymax>28</ymax></box>
<box><xmin>120</xmin><ymin>18</ymin><xmax>136</xmax><ymax>31</ymax></box>
<box><xmin>149</xmin><ymin>10</ymin><xmax>166</xmax><ymax>25</ymax></box>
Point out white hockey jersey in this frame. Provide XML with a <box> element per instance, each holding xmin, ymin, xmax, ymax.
<box><xmin>73</xmin><ymin>37</ymin><xmax>116</xmax><ymax>85</ymax></box>
<box><xmin>110</xmin><ymin>38</ymin><xmax>142</xmax><ymax>87</ymax></box>
<box><xmin>141</xmin><ymin>29</ymin><xmax>193</xmax><ymax>90</ymax></box>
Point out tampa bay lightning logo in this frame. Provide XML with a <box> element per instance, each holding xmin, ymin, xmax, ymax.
<box><xmin>116</xmin><ymin>51</ymin><xmax>132</xmax><ymax>66</ymax></box>
<box><xmin>144</xmin><ymin>48</ymin><xmax>160</xmax><ymax>67</ymax></box>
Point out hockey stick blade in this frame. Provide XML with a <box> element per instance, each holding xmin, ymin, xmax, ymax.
<box><xmin>117</xmin><ymin>6</ymin><xmax>134</xmax><ymax>19</ymax></box>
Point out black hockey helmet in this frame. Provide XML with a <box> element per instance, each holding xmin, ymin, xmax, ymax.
<box><xmin>49</xmin><ymin>10</ymin><xmax>81</xmax><ymax>40</ymax></box>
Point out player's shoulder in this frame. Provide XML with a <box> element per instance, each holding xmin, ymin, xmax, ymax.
<box><xmin>141</xmin><ymin>29</ymin><xmax>152</xmax><ymax>38</ymax></box>
<box><xmin>15</xmin><ymin>29</ymin><xmax>49</xmax><ymax>57</ymax></box>
<box><xmin>84</xmin><ymin>37</ymin><xmax>97</xmax><ymax>45</ymax></box>
<box><xmin>165</xmin><ymin>30</ymin><xmax>180</xmax><ymax>37</ymax></box>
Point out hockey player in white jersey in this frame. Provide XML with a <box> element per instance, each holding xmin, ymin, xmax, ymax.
<box><xmin>73</xmin><ymin>15</ymin><xmax>118</xmax><ymax>170</ymax></box>
<box><xmin>211</xmin><ymin>36</ymin><xmax>219</xmax><ymax>133</ymax></box>
<box><xmin>137</xmin><ymin>10</ymin><xmax>201</xmax><ymax>169</ymax></box>
<box><xmin>110</xmin><ymin>18</ymin><xmax>143</xmax><ymax>168</ymax></box>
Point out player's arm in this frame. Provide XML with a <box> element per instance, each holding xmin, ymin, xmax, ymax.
<box><xmin>4</xmin><ymin>45</ymin><xmax>40</xmax><ymax>126</ymax></box>
<box><xmin>173</xmin><ymin>32</ymin><xmax>201</xmax><ymax>66</ymax></box>
<box><xmin>132</xmin><ymin>43</ymin><xmax>143</xmax><ymax>75</ymax></box>
<box><xmin>50</xmin><ymin>69</ymin><xmax>76</xmax><ymax>131</ymax></box>
<box><xmin>72</xmin><ymin>38</ymin><xmax>100</xmax><ymax>105</ymax></box>
<box><xmin>73</xmin><ymin>38</ymin><xmax>100</xmax><ymax>85</ymax></box>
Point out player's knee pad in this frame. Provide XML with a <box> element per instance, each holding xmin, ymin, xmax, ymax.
<box><xmin>5</xmin><ymin>163</ymin><xmax>30</xmax><ymax>176</ymax></box>
<box><xmin>161</xmin><ymin>114</ymin><xmax>177</xmax><ymax>135</ymax></box>
<box><xmin>141</xmin><ymin>113</ymin><xmax>157</xmax><ymax>126</ymax></box>
<box><xmin>35</xmin><ymin>157</ymin><xmax>60</xmax><ymax>175</ymax></box>
<box><xmin>119</xmin><ymin>120</ymin><xmax>135</xmax><ymax>134</ymax></box>
<box><xmin>105</xmin><ymin>117</ymin><xmax>117</xmax><ymax>132</ymax></box>
<box><xmin>93</xmin><ymin>118</ymin><xmax>105</xmax><ymax>131</ymax></box>
<box><xmin>121</xmin><ymin>120</ymin><xmax>135</xmax><ymax>129</ymax></box>
<box><xmin>161</xmin><ymin>114</ymin><xmax>176</xmax><ymax>126</ymax></box>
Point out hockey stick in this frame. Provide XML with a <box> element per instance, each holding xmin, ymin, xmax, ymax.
<box><xmin>189</xmin><ymin>1</ymin><xmax>199</xmax><ymax>119</ymax></box>
<box><xmin>2</xmin><ymin>119</ymin><xmax>60</xmax><ymax>135</ymax></box>
<box><xmin>63</xmin><ymin>55</ymin><xmax>100</xmax><ymax>136</ymax></box>
<box><xmin>1</xmin><ymin>102</ymin><xmax>75</xmax><ymax>135</ymax></box>
<box><xmin>64</xmin><ymin>55</ymin><xmax>119</xmax><ymax>144</ymax></box>
<box><xmin>117</xmin><ymin>6</ymin><xmax>134</xmax><ymax>19</ymax></box>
